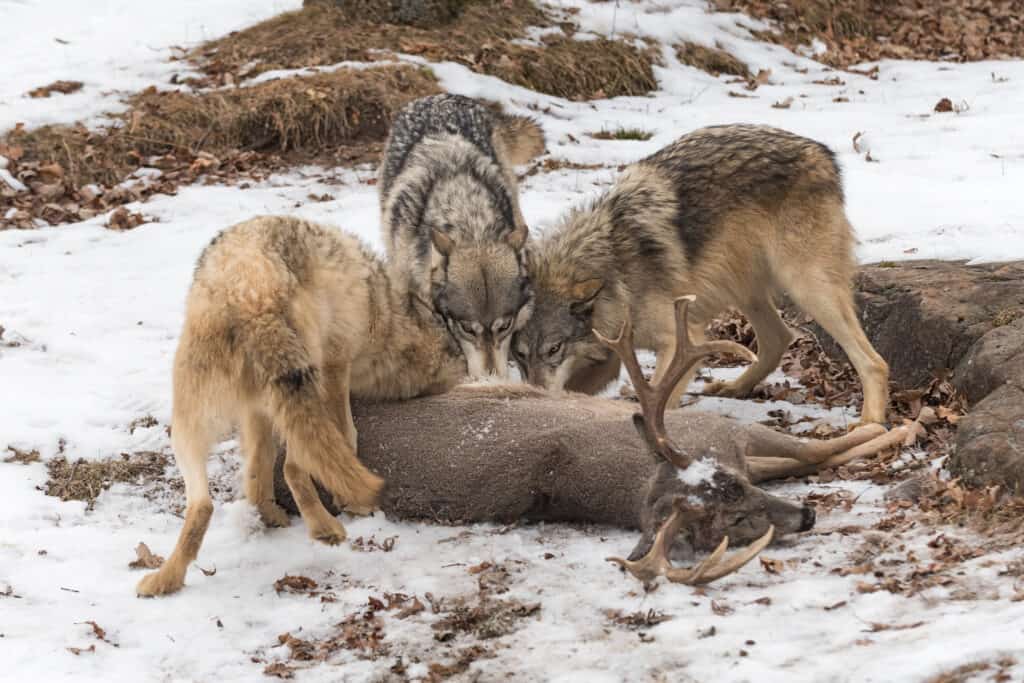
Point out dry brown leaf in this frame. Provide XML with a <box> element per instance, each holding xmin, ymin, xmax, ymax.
<box><xmin>128</xmin><ymin>542</ymin><xmax>164</xmax><ymax>570</ymax></box>
<box><xmin>934</xmin><ymin>97</ymin><xmax>954</xmax><ymax>113</ymax></box>
<box><xmin>274</xmin><ymin>574</ymin><xmax>317</xmax><ymax>593</ymax></box>
<box><xmin>760</xmin><ymin>557</ymin><xmax>784</xmax><ymax>574</ymax></box>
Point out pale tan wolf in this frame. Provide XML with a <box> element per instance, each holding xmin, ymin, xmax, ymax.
<box><xmin>379</xmin><ymin>94</ymin><xmax>544</xmax><ymax>379</ymax></box>
<box><xmin>514</xmin><ymin>124</ymin><xmax>890</xmax><ymax>424</ymax></box>
<box><xmin>136</xmin><ymin>216</ymin><xmax>466</xmax><ymax>597</ymax></box>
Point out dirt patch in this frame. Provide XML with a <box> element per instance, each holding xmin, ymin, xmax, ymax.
<box><xmin>1</xmin><ymin>65</ymin><xmax>438</xmax><ymax>230</ymax></box>
<box><xmin>191</xmin><ymin>1</ymin><xmax>657</xmax><ymax>101</ymax></box>
<box><xmin>716</xmin><ymin>0</ymin><xmax>1024</xmax><ymax>67</ymax></box>
<box><xmin>675</xmin><ymin>41</ymin><xmax>750</xmax><ymax>78</ymax></box>
<box><xmin>45</xmin><ymin>451</ymin><xmax>170</xmax><ymax>510</ymax></box>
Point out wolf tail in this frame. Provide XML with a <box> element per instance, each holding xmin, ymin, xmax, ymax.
<box><xmin>244</xmin><ymin>313</ymin><xmax>383</xmax><ymax>509</ymax></box>
<box><xmin>495</xmin><ymin>114</ymin><xmax>545</xmax><ymax>165</ymax></box>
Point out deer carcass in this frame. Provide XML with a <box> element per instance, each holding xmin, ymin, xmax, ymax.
<box><xmin>274</xmin><ymin>298</ymin><xmax>908</xmax><ymax>585</ymax></box>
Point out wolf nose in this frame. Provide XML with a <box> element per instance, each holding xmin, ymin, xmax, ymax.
<box><xmin>799</xmin><ymin>505</ymin><xmax>816</xmax><ymax>532</ymax></box>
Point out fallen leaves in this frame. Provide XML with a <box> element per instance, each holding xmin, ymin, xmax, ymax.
<box><xmin>3</xmin><ymin>446</ymin><xmax>41</xmax><ymax>464</ymax></box>
<box><xmin>274</xmin><ymin>575</ymin><xmax>318</xmax><ymax>594</ymax></box>
<box><xmin>604</xmin><ymin>608</ymin><xmax>673</xmax><ymax>630</ymax></box>
<box><xmin>106</xmin><ymin>207</ymin><xmax>148</xmax><ymax>231</ymax></box>
<box><xmin>28</xmin><ymin>80</ymin><xmax>83</xmax><ymax>98</ymax></box>
<box><xmin>934</xmin><ymin>97</ymin><xmax>954</xmax><ymax>112</ymax></box>
<box><xmin>350</xmin><ymin>535</ymin><xmax>396</xmax><ymax>552</ymax></box>
<box><xmin>760</xmin><ymin>557</ymin><xmax>785</xmax><ymax>575</ymax></box>
<box><xmin>128</xmin><ymin>542</ymin><xmax>164</xmax><ymax>570</ymax></box>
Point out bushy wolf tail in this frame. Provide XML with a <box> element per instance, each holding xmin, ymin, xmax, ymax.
<box><xmin>246</xmin><ymin>314</ymin><xmax>383</xmax><ymax>509</ymax></box>
<box><xmin>495</xmin><ymin>114</ymin><xmax>545</xmax><ymax>165</ymax></box>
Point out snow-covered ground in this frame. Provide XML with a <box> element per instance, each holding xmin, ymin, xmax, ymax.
<box><xmin>2</xmin><ymin>1</ymin><xmax>1023</xmax><ymax>681</ymax></box>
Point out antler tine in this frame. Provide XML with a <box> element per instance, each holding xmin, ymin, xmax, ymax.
<box><xmin>652</xmin><ymin>296</ymin><xmax>757</xmax><ymax>420</ymax></box>
<box><xmin>592</xmin><ymin>311</ymin><xmax>656</xmax><ymax>409</ymax></box>
<box><xmin>595</xmin><ymin>297</ymin><xmax>757</xmax><ymax>471</ymax></box>
<box><xmin>607</xmin><ymin>501</ymin><xmax>774</xmax><ymax>587</ymax></box>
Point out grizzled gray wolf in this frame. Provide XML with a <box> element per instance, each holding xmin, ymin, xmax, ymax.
<box><xmin>379</xmin><ymin>94</ymin><xmax>544</xmax><ymax>379</ymax></box>
<box><xmin>513</xmin><ymin>124</ymin><xmax>889</xmax><ymax>424</ymax></box>
<box><xmin>136</xmin><ymin>216</ymin><xmax>466</xmax><ymax>597</ymax></box>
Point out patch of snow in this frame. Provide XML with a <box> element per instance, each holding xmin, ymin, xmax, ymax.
<box><xmin>676</xmin><ymin>456</ymin><xmax>718</xmax><ymax>486</ymax></box>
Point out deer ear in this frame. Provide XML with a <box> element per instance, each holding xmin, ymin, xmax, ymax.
<box><xmin>431</xmin><ymin>228</ymin><xmax>455</xmax><ymax>256</ymax></box>
<box><xmin>504</xmin><ymin>222</ymin><xmax>528</xmax><ymax>251</ymax></box>
<box><xmin>570</xmin><ymin>278</ymin><xmax>603</xmax><ymax>303</ymax></box>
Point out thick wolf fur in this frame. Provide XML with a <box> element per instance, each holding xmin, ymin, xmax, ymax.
<box><xmin>136</xmin><ymin>216</ymin><xmax>466</xmax><ymax>597</ymax></box>
<box><xmin>514</xmin><ymin>124</ymin><xmax>890</xmax><ymax>423</ymax></box>
<box><xmin>379</xmin><ymin>94</ymin><xmax>544</xmax><ymax>379</ymax></box>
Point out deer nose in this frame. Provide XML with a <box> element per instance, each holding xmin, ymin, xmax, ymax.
<box><xmin>799</xmin><ymin>505</ymin><xmax>816</xmax><ymax>532</ymax></box>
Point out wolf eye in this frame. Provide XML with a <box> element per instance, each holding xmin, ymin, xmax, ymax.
<box><xmin>458</xmin><ymin>320</ymin><xmax>477</xmax><ymax>336</ymax></box>
<box><xmin>547</xmin><ymin>342</ymin><xmax>563</xmax><ymax>357</ymax></box>
<box><xmin>494</xmin><ymin>318</ymin><xmax>512</xmax><ymax>335</ymax></box>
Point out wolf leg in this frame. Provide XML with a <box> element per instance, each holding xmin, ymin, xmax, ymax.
<box><xmin>704</xmin><ymin>298</ymin><xmax>793</xmax><ymax>398</ymax></box>
<box><xmin>324</xmin><ymin>363</ymin><xmax>377</xmax><ymax>516</ymax></box>
<box><xmin>137</xmin><ymin>423</ymin><xmax>215</xmax><ymax>597</ymax></box>
<box><xmin>651</xmin><ymin>322</ymin><xmax>706</xmax><ymax>408</ymax></box>
<box><xmin>241</xmin><ymin>410</ymin><xmax>290</xmax><ymax>528</ymax></box>
<box><xmin>283</xmin><ymin>453</ymin><xmax>348</xmax><ymax>545</ymax></box>
<box><xmin>786</xmin><ymin>276</ymin><xmax>890</xmax><ymax>424</ymax></box>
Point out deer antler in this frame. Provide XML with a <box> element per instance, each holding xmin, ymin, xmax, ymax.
<box><xmin>593</xmin><ymin>296</ymin><xmax>756</xmax><ymax>469</ymax></box>
<box><xmin>596</xmin><ymin>296</ymin><xmax>768</xmax><ymax>586</ymax></box>
<box><xmin>607</xmin><ymin>499</ymin><xmax>774</xmax><ymax>585</ymax></box>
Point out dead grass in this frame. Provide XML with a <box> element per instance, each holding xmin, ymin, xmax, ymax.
<box><xmin>675</xmin><ymin>42</ymin><xmax>750</xmax><ymax>78</ymax></box>
<box><xmin>588</xmin><ymin>127</ymin><xmax>654</xmax><ymax>141</ymax></box>
<box><xmin>481</xmin><ymin>36</ymin><xmax>658</xmax><ymax>101</ymax></box>
<box><xmin>194</xmin><ymin>0</ymin><xmax>548</xmax><ymax>82</ymax></box>
<box><xmin>1</xmin><ymin>65</ymin><xmax>439</xmax><ymax>229</ymax></box>
<box><xmin>191</xmin><ymin>1</ymin><xmax>657</xmax><ymax>101</ymax></box>
<box><xmin>45</xmin><ymin>452</ymin><xmax>170</xmax><ymax>510</ymax></box>
<box><xmin>923</xmin><ymin>656</ymin><xmax>1018</xmax><ymax>683</ymax></box>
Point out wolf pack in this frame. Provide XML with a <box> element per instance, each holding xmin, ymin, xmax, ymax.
<box><xmin>135</xmin><ymin>94</ymin><xmax>890</xmax><ymax>597</ymax></box>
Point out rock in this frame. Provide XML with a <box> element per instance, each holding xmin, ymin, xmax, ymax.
<box><xmin>798</xmin><ymin>260</ymin><xmax>1024</xmax><ymax>389</ymax></box>
<box><xmin>791</xmin><ymin>260</ymin><xmax>1024</xmax><ymax>493</ymax></box>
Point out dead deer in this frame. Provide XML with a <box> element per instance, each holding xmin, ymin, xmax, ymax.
<box><xmin>273</xmin><ymin>297</ymin><xmax>908</xmax><ymax>586</ymax></box>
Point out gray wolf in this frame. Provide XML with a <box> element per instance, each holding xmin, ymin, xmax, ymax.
<box><xmin>136</xmin><ymin>215</ymin><xmax>466</xmax><ymax>597</ymax></box>
<box><xmin>379</xmin><ymin>94</ymin><xmax>544</xmax><ymax>379</ymax></box>
<box><xmin>513</xmin><ymin>124</ymin><xmax>890</xmax><ymax>424</ymax></box>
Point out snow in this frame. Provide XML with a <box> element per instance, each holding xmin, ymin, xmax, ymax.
<box><xmin>2</xmin><ymin>0</ymin><xmax>1024</xmax><ymax>681</ymax></box>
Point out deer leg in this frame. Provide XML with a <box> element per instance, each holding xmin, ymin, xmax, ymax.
<box><xmin>746</xmin><ymin>423</ymin><xmax>886</xmax><ymax>464</ymax></box>
<box><xmin>746</xmin><ymin>424</ymin><xmax>911</xmax><ymax>483</ymax></box>
<box><xmin>704</xmin><ymin>298</ymin><xmax>793</xmax><ymax>398</ymax></box>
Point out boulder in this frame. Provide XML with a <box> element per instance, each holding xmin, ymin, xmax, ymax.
<box><xmin>797</xmin><ymin>260</ymin><xmax>1024</xmax><ymax>493</ymax></box>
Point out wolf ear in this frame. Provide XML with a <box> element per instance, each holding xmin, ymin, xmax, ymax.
<box><xmin>569</xmin><ymin>278</ymin><xmax>603</xmax><ymax>317</ymax></box>
<box><xmin>431</xmin><ymin>228</ymin><xmax>455</xmax><ymax>257</ymax></box>
<box><xmin>570</xmin><ymin>278</ymin><xmax>603</xmax><ymax>303</ymax></box>
<box><xmin>504</xmin><ymin>222</ymin><xmax>528</xmax><ymax>251</ymax></box>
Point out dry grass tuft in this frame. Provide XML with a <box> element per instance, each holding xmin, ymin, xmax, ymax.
<box><xmin>1</xmin><ymin>65</ymin><xmax>439</xmax><ymax>228</ymax></box>
<box><xmin>191</xmin><ymin>1</ymin><xmax>657</xmax><ymax>101</ymax></box>
<box><xmin>194</xmin><ymin>0</ymin><xmax>548</xmax><ymax>82</ymax></box>
<box><xmin>588</xmin><ymin>127</ymin><xmax>654</xmax><ymax>141</ymax></box>
<box><xmin>480</xmin><ymin>36</ymin><xmax>658</xmax><ymax>101</ymax></box>
<box><xmin>46</xmin><ymin>452</ymin><xmax>170</xmax><ymax>510</ymax></box>
<box><xmin>675</xmin><ymin>42</ymin><xmax>750</xmax><ymax>78</ymax></box>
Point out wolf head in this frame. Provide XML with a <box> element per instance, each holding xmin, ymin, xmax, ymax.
<box><xmin>430</xmin><ymin>227</ymin><xmax>533</xmax><ymax>380</ymax></box>
<box><xmin>512</xmin><ymin>275</ymin><xmax>615</xmax><ymax>391</ymax></box>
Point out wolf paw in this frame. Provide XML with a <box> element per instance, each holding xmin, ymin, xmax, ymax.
<box><xmin>136</xmin><ymin>569</ymin><xmax>184</xmax><ymax>597</ymax></box>
<box><xmin>258</xmin><ymin>502</ymin><xmax>291</xmax><ymax>528</ymax></box>
<box><xmin>702</xmin><ymin>380</ymin><xmax>750</xmax><ymax>398</ymax></box>
<box><xmin>309</xmin><ymin>517</ymin><xmax>347</xmax><ymax>546</ymax></box>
